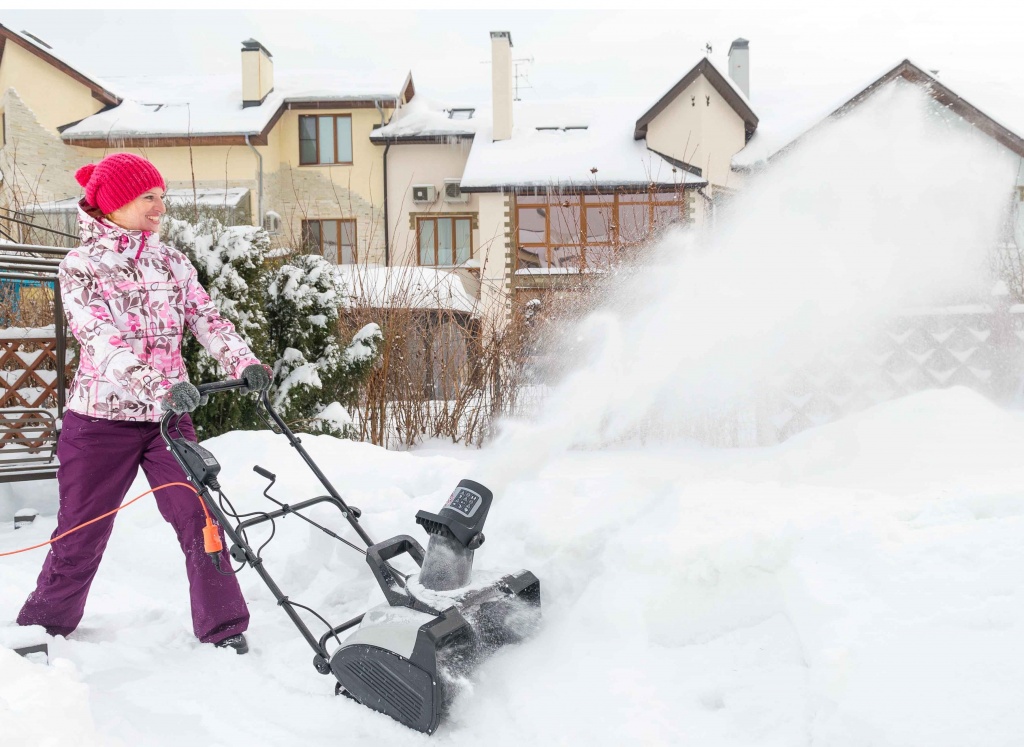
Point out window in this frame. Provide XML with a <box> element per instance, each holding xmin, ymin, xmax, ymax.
<box><xmin>299</xmin><ymin>115</ymin><xmax>353</xmax><ymax>165</ymax></box>
<box><xmin>514</xmin><ymin>190</ymin><xmax>688</xmax><ymax>271</ymax></box>
<box><xmin>417</xmin><ymin>216</ymin><xmax>472</xmax><ymax>266</ymax></box>
<box><xmin>302</xmin><ymin>219</ymin><xmax>357</xmax><ymax>264</ymax></box>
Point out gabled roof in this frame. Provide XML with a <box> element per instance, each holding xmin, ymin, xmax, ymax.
<box><xmin>734</xmin><ymin>59</ymin><xmax>1024</xmax><ymax>168</ymax></box>
<box><xmin>634</xmin><ymin>57</ymin><xmax>758</xmax><ymax>141</ymax></box>
<box><xmin>0</xmin><ymin>24</ymin><xmax>121</xmax><ymax>106</ymax></box>
<box><xmin>461</xmin><ymin>99</ymin><xmax>705</xmax><ymax>192</ymax></box>
<box><xmin>60</xmin><ymin>70</ymin><xmax>414</xmax><ymax>147</ymax></box>
<box><xmin>834</xmin><ymin>60</ymin><xmax>1024</xmax><ymax>157</ymax></box>
<box><xmin>0</xmin><ymin>23</ymin><xmax>414</xmax><ymax>147</ymax></box>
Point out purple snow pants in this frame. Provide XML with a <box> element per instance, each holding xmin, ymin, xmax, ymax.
<box><xmin>17</xmin><ymin>410</ymin><xmax>249</xmax><ymax>643</ymax></box>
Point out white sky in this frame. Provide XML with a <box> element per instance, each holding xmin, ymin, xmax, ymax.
<box><xmin>2</xmin><ymin>6</ymin><xmax>1022</xmax><ymax>108</ymax></box>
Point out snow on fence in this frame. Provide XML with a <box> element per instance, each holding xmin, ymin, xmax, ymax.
<box><xmin>762</xmin><ymin>298</ymin><xmax>1024</xmax><ymax>443</ymax></box>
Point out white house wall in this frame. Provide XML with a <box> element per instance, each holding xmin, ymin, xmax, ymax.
<box><xmin>645</xmin><ymin>75</ymin><xmax>747</xmax><ymax>190</ymax></box>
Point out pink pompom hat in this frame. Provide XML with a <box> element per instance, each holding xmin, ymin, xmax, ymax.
<box><xmin>75</xmin><ymin>153</ymin><xmax>166</xmax><ymax>215</ymax></box>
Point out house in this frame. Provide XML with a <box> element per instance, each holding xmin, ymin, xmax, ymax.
<box><xmin>371</xmin><ymin>32</ymin><xmax>760</xmax><ymax>316</ymax></box>
<box><xmin>0</xmin><ymin>23</ymin><xmax>413</xmax><ymax>262</ymax></box>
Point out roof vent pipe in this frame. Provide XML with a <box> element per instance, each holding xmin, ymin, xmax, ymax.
<box><xmin>728</xmin><ymin>38</ymin><xmax>750</xmax><ymax>99</ymax></box>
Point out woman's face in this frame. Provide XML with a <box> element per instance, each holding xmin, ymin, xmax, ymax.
<box><xmin>107</xmin><ymin>188</ymin><xmax>166</xmax><ymax>232</ymax></box>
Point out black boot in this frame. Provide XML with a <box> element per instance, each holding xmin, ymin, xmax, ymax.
<box><xmin>214</xmin><ymin>633</ymin><xmax>248</xmax><ymax>655</ymax></box>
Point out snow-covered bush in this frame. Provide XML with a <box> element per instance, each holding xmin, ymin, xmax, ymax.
<box><xmin>164</xmin><ymin>215</ymin><xmax>273</xmax><ymax>436</ymax></box>
<box><xmin>266</xmin><ymin>253</ymin><xmax>381</xmax><ymax>436</ymax></box>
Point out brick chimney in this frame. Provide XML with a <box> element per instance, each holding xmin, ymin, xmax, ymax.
<box><xmin>241</xmin><ymin>39</ymin><xmax>274</xmax><ymax>108</ymax></box>
<box><xmin>491</xmin><ymin>31</ymin><xmax>513</xmax><ymax>141</ymax></box>
<box><xmin>728</xmin><ymin>38</ymin><xmax>750</xmax><ymax>99</ymax></box>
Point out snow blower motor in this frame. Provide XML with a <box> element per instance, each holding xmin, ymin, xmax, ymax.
<box><xmin>161</xmin><ymin>379</ymin><xmax>540</xmax><ymax>735</ymax></box>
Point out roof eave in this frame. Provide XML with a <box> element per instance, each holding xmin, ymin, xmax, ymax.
<box><xmin>0</xmin><ymin>24</ymin><xmax>121</xmax><ymax>106</ymax></box>
<box><xmin>460</xmin><ymin>180</ymin><xmax>706</xmax><ymax>194</ymax></box>
<box><xmin>369</xmin><ymin>132</ymin><xmax>476</xmax><ymax>144</ymax></box>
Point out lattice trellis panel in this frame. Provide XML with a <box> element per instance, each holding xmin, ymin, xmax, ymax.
<box><xmin>0</xmin><ymin>337</ymin><xmax>73</xmax><ymax>409</ymax></box>
<box><xmin>765</xmin><ymin>304</ymin><xmax>1024</xmax><ymax>443</ymax></box>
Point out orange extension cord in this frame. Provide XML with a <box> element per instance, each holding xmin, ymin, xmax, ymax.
<box><xmin>0</xmin><ymin>481</ymin><xmax>223</xmax><ymax>558</ymax></box>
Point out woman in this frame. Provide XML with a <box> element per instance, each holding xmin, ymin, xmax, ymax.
<box><xmin>17</xmin><ymin>153</ymin><xmax>271</xmax><ymax>654</ymax></box>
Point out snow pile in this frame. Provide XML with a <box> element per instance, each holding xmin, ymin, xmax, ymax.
<box><xmin>4</xmin><ymin>388</ymin><xmax>1024</xmax><ymax>744</ymax></box>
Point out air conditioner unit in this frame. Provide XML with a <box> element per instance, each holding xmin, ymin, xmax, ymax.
<box><xmin>262</xmin><ymin>211</ymin><xmax>282</xmax><ymax>235</ymax></box>
<box><xmin>412</xmin><ymin>184</ymin><xmax>437</xmax><ymax>203</ymax></box>
<box><xmin>443</xmin><ymin>179</ymin><xmax>468</xmax><ymax>203</ymax></box>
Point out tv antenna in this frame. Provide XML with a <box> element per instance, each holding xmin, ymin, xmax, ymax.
<box><xmin>480</xmin><ymin>55</ymin><xmax>535</xmax><ymax>101</ymax></box>
<box><xmin>513</xmin><ymin>56</ymin><xmax>534</xmax><ymax>101</ymax></box>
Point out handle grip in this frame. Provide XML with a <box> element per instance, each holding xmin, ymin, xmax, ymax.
<box><xmin>253</xmin><ymin>465</ymin><xmax>276</xmax><ymax>480</ymax></box>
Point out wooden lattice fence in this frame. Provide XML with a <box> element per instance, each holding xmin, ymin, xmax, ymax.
<box><xmin>0</xmin><ymin>335</ymin><xmax>73</xmax><ymax>409</ymax></box>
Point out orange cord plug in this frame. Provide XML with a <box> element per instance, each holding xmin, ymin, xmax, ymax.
<box><xmin>203</xmin><ymin>519</ymin><xmax>224</xmax><ymax>555</ymax></box>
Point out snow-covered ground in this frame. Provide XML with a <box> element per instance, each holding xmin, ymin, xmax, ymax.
<box><xmin>3</xmin><ymin>386</ymin><xmax>1024</xmax><ymax>746</ymax></box>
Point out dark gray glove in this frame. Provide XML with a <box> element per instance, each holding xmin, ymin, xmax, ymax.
<box><xmin>241</xmin><ymin>363</ymin><xmax>273</xmax><ymax>393</ymax></box>
<box><xmin>162</xmin><ymin>381</ymin><xmax>203</xmax><ymax>414</ymax></box>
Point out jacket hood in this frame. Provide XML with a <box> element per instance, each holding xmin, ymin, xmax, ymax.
<box><xmin>77</xmin><ymin>199</ymin><xmax>154</xmax><ymax>258</ymax></box>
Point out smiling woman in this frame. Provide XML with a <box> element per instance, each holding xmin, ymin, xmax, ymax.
<box><xmin>15</xmin><ymin>152</ymin><xmax>272</xmax><ymax>656</ymax></box>
<box><xmin>107</xmin><ymin>188</ymin><xmax>167</xmax><ymax>232</ymax></box>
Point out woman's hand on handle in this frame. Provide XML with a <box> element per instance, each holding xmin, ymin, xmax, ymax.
<box><xmin>161</xmin><ymin>381</ymin><xmax>204</xmax><ymax>414</ymax></box>
<box><xmin>241</xmin><ymin>363</ymin><xmax>274</xmax><ymax>393</ymax></box>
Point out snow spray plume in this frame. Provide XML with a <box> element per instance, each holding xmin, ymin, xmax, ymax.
<box><xmin>473</xmin><ymin>81</ymin><xmax>1020</xmax><ymax>494</ymax></box>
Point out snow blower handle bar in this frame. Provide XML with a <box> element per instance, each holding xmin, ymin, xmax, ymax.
<box><xmin>196</xmin><ymin>378</ymin><xmax>248</xmax><ymax>396</ymax></box>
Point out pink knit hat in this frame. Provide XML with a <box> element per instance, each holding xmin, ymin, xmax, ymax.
<box><xmin>75</xmin><ymin>153</ymin><xmax>166</xmax><ymax>215</ymax></box>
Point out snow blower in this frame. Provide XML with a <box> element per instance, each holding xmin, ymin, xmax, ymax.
<box><xmin>161</xmin><ymin>379</ymin><xmax>540</xmax><ymax>735</ymax></box>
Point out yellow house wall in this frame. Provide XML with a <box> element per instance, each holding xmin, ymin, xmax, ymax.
<box><xmin>265</xmin><ymin>107</ymin><xmax>390</xmax><ymax>262</ymax></box>
<box><xmin>0</xmin><ymin>42</ymin><xmax>105</xmax><ymax>135</ymax></box>
<box><xmin>645</xmin><ymin>75</ymin><xmax>747</xmax><ymax>190</ymax></box>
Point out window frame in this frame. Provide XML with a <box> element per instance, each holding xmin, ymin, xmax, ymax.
<box><xmin>513</xmin><ymin>190</ymin><xmax>689</xmax><ymax>271</ymax></box>
<box><xmin>301</xmin><ymin>218</ymin><xmax>358</xmax><ymax>264</ymax></box>
<box><xmin>298</xmin><ymin>114</ymin><xmax>354</xmax><ymax>166</ymax></box>
<box><xmin>416</xmin><ymin>215</ymin><xmax>474</xmax><ymax>267</ymax></box>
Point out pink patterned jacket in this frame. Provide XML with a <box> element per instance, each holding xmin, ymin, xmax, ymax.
<box><xmin>59</xmin><ymin>203</ymin><xmax>260</xmax><ymax>422</ymax></box>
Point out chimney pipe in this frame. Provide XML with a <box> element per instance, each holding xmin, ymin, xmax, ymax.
<box><xmin>491</xmin><ymin>31</ymin><xmax>514</xmax><ymax>142</ymax></box>
<box><xmin>728</xmin><ymin>38</ymin><xmax>750</xmax><ymax>99</ymax></box>
<box><xmin>241</xmin><ymin>39</ymin><xmax>274</xmax><ymax>108</ymax></box>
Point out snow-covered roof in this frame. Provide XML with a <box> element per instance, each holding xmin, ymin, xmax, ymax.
<box><xmin>371</xmin><ymin>95</ymin><xmax>481</xmax><ymax>141</ymax></box>
<box><xmin>460</xmin><ymin>98</ymin><xmax>706</xmax><ymax>191</ymax></box>
<box><xmin>334</xmin><ymin>265</ymin><xmax>478</xmax><ymax>314</ymax></box>
<box><xmin>733</xmin><ymin>59</ymin><xmax>1024</xmax><ymax>169</ymax></box>
<box><xmin>24</xmin><ymin>188</ymin><xmax>250</xmax><ymax>213</ymax></box>
<box><xmin>61</xmin><ymin>70</ymin><xmax>410</xmax><ymax>141</ymax></box>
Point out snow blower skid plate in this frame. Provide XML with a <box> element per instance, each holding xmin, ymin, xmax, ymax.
<box><xmin>329</xmin><ymin>535</ymin><xmax>541</xmax><ymax>734</ymax></box>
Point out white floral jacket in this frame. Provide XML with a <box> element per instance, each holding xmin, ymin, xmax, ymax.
<box><xmin>59</xmin><ymin>203</ymin><xmax>259</xmax><ymax>422</ymax></box>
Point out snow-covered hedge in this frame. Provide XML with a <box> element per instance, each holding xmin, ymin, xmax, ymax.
<box><xmin>266</xmin><ymin>252</ymin><xmax>381</xmax><ymax>437</ymax></box>
<box><xmin>165</xmin><ymin>217</ymin><xmax>380</xmax><ymax>437</ymax></box>
<box><xmin>165</xmin><ymin>216</ymin><xmax>272</xmax><ymax>436</ymax></box>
